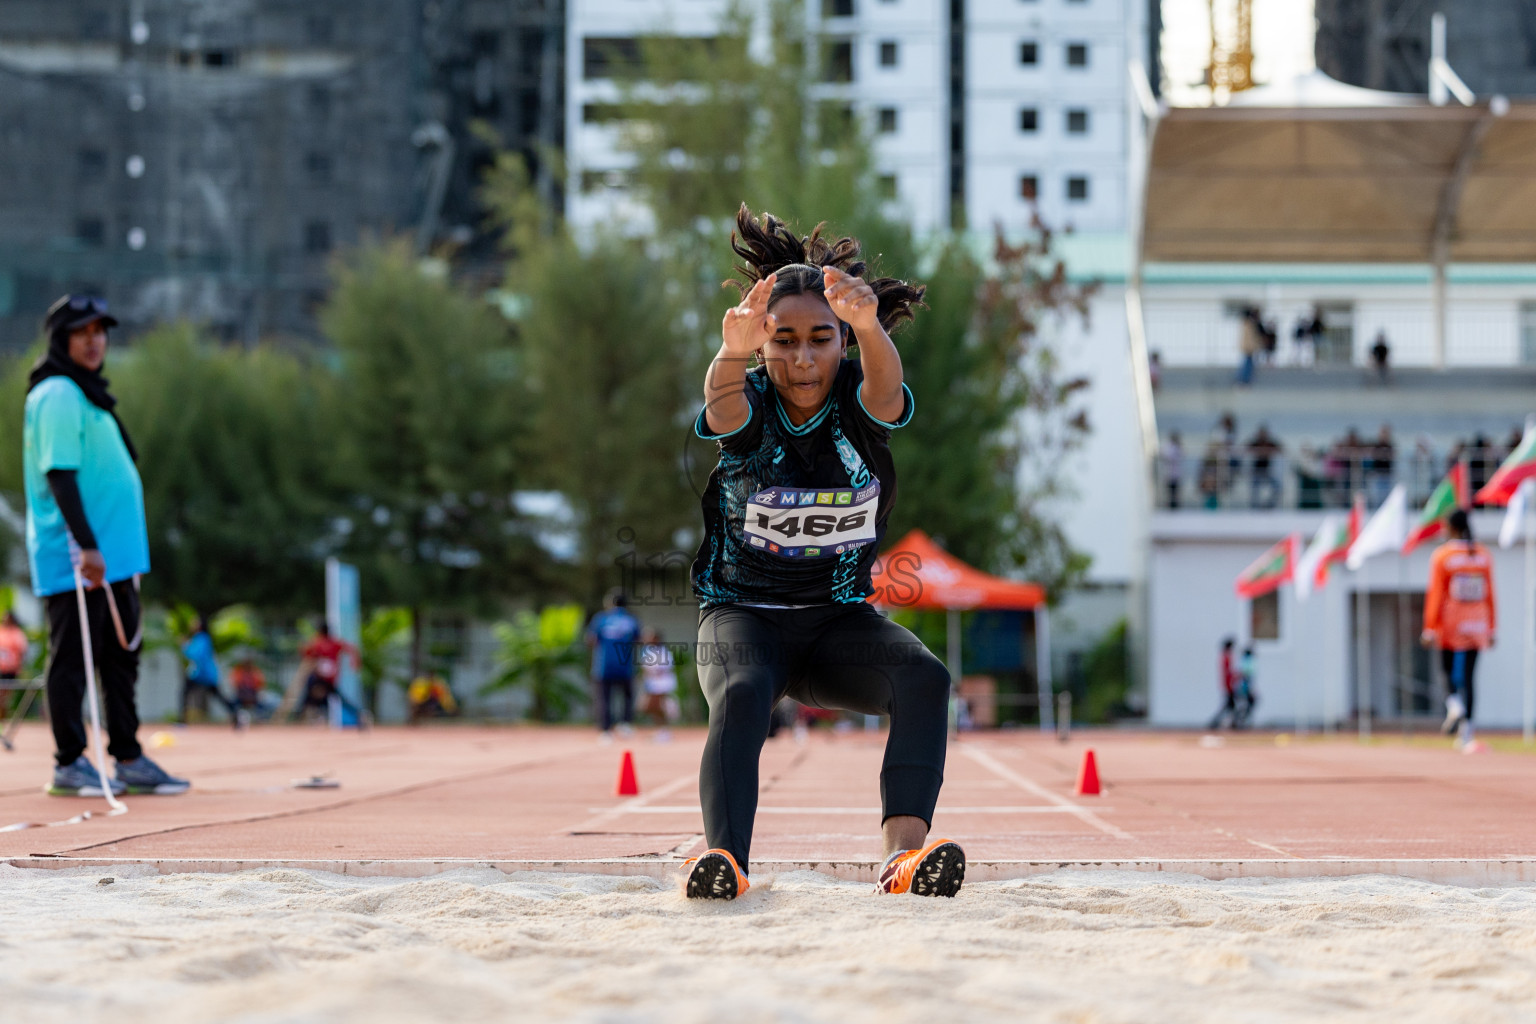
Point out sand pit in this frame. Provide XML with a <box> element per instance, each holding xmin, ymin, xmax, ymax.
<box><xmin>4</xmin><ymin>865</ymin><xmax>1536</xmax><ymax>1023</ymax></box>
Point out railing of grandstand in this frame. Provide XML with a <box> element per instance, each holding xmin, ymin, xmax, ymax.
<box><xmin>1153</xmin><ymin>452</ymin><xmax>1478</xmax><ymax>512</ymax></box>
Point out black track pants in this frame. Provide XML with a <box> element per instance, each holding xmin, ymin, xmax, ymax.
<box><xmin>696</xmin><ymin>603</ymin><xmax>951</xmax><ymax>874</ymax></box>
<box><xmin>1442</xmin><ymin>648</ymin><xmax>1480</xmax><ymax>720</ymax></box>
<box><xmin>44</xmin><ymin>579</ymin><xmax>142</xmax><ymax>768</ymax></box>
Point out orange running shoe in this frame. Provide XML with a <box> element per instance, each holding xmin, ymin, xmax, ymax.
<box><xmin>877</xmin><ymin>838</ymin><xmax>965</xmax><ymax>897</ymax></box>
<box><xmin>682</xmin><ymin>849</ymin><xmax>750</xmax><ymax>900</ymax></box>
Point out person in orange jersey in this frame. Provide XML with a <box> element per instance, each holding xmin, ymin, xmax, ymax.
<box><xmin>1422</xmin><ymin>509</ymin><xmax>1495</xmax><ymax>748</ymax></box>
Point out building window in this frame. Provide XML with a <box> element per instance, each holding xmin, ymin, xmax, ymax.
<box><xmin>1066</xmin><ymin>43</ymin><xmax>1088</xmax><ymax>67</ymax></box>
<box><xmin>1019</xmin><ymin>175</ymin><xmax>1038</xmax><ymax>200</ymax></box>
<box><xmin>1521</xmin><ymin>302</ymin><xmax>1536</xmax><ymax>364</ymax></box>
<box><xmin>583</xmin><ymin>37</ymin><xmax>641</xmax><ymax>80</ymax></box>
<box><xmin>78</xmin><ymin>147</ymin><xmax>107</xmax><ymax>179</ymax></box>
<box><xmin>877</xmin><ymin>107</ymin><xmax>899</xmax><ymax>133</ymax></box>
<box><xmin>305</xmin><ymin>151</ymin><xmax>332</xmax><ymax>184</ymax></box>
<box><xmin>823</xmin><ymin>39</ymin><xmax>854</xmax><ymax>82</ymax></box>
<box><xmin>1019</xmin><ymin>41</ymin><xmax>1038</xmax><ymax>65</ymax></box>
<box><xmin>877</xmin><ymin>173</ymin><xmax>898</xmax><ymax>199</ymax></box>
<box><xmin>879</xmin><ymin>41</ymin><xmax>898</xmax><ymax>67</ymax></box>
<box><xmin>823</xmin><ymin>0</ymin><xmax>854</xmax><ymax>15</ymax></box>
<box><xmin>1019</xmin><ymin>108</ymin><xmax>1038</xmax><ymax>132</ymax></box>
<box><xmin>1251</xmin><ymin>591</ymin><xmax>1280</xmax><ymax>641</ymax></box>
<box><xmin>76</xmin><ymin>217</ymin><xmax>105</xmax><ymax>247</ymax></box>
<box><xmin>1066</xmin><ymin>108</ymin><xmax>1089</xmax><ymax>134</ymax></box>
<box><xmin>304</xmin><ymin>220</ymin><xmax>332</xmax><ymax>254</ymax></box>
<box><xmin>1314</xmin><ymin>301</ymin><xmax>1355</xmax><ymax>365</ymax></box>
<box><xmin>1066</xmin><ymin>175</ymin><xmax>1089</xmax><ymax>200</ymax></box>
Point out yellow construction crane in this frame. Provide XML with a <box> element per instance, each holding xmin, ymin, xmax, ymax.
<box><xmin>1206</xmin><ymin>0</ymin><xmax>1254</xmax><ymax>95</ymax></box>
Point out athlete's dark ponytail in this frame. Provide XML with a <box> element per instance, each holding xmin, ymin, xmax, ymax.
<box><xmin>726</xmin><ymin>204</ymin><xmax>926</xmax><ymax>334</ymax></box>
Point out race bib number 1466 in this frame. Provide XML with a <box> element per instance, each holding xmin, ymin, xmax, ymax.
<box><xmin>743</xmin><ymin>484</ymin><xmax>879</xmax><ymax>558</ymax></box>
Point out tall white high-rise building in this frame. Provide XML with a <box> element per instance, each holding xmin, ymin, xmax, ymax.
<box><xmin>565</xmin><ymin>0</ymin><xmax>1149</xmax><ymax>237</ymax></box>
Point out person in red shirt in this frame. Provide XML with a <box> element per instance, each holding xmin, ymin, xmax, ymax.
<box><xmin>290</xmin><ymin>622</ymin><xmax>364</xmax><ymax>724</ymax></box>
<box><xmin>1208</xmin><ymin>637</ymin><xmax>1238</xmax><ymax>730</ymax></box>
<box><xmin>1422</xmin><ymin>509</ymin><xmax>1495</xmax><ymax>747</ymax></box>
<box><xmin>0</xmin><ymin>612</ymin><xmax>29</xmax><ymax>680</ymax></box>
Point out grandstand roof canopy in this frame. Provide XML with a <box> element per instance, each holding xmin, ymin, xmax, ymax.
<box><xmin>1144</xmin><ymin>83</ymin><xmax>1536</xmax><ymax>264</ymax></box>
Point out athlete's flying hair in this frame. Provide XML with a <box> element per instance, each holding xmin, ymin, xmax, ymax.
<box><xmin>726</xmin><ymin>204</ymin><xmax>926</xmax><ymax>334</ymax></box>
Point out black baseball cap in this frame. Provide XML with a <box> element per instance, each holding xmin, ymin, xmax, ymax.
<box><xmin>44</xmin><ymin>294</ymin><xmax>119</xmax><ymax>336</ymax></box>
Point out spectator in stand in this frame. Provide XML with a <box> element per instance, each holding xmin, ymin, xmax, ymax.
<box><xmin>1259</xmin><ymin>315</ymin><xmax>1278</xmax><ymax>366</ymax></box>
<box><xmin>1327</xmin><ymin>428</ymin><xmax>1365</xmax><ymax>507</ymax></box>
<box><xmin>1160</xmin><ymin>431</ymin><xmax>1184</xmax><ymax>508</ymax></box>
<box><xmin>408</xmin><ymin>671</ymin><xmax>458</xmax><ymax>723</ymax></box>
<box><xmin>1198</xmin><ymin>445</ymin><xmax>1223</xmax><ymax>510</ymax></box>
<box><xmin>1370</xmin><ymin>331</ymin><xmax>1391</xmax><ymax>383</ymax></box>
<box><xmin>1294</xmin><ymin>305</ymin><xmax>1325</xmax><ymax>367</ymax></box>
<box><xmin>1236</xmin><ymin>307</ymin><xmax>1263</xmax><ymax>386</ymax></box>
<box><xmin>0</xmin><ymin>611</ymin><xmax>29</xmax><ymax>681</ymax></box>
<box><xmin>1246</xmin><ymin>425</ymin><xmax>1282</xmax><ymax>509</ymax></box>
<box><xmin>1148</xmin><ymin>350</ymin><xmax>1162</xmax><ymax>392</ymax></box>
<box><xmin>1214</xmin><ymin>412</ymin><xmax>1240</xmax><ymax>493</ymax></box>
<box><xmin>1468</xmin><ymin>432</ymin><xmax>1494</xmax><ymax>499</ymax></box>
<box><xmin>1368</xmin><ymin>425</ymin><xmax>1396</xmax><ymax>505</ymax></box>
<box><xmin>1294</xmin><ymin>444</ymin><xmax>1327</xmax><ymax>509</ymax></box>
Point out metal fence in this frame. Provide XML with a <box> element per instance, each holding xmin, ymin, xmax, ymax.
<box><xmin>1154</xmin><ymin>451</ymin><xmax>1485</xmax><ymax>512</ymax></box>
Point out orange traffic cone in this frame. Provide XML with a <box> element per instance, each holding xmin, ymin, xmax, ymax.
<box><xmin>615</xmin><ymin>749</ymin><xmax>640</xmax><ymax>797</ymax></box>
<box><xmin>1075</xmin><ymin>748</ymin><xmax>1101</xmax><ymax>796</ymax></box>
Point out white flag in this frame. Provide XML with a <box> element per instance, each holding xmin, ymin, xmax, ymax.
<box><xmin>1346</xmin><ymin>484</ymin><xmax>1408</xmax><ymax>570</ymax></box>
<box><xmin>1500</xmin><ymin>478</ymin><xmax>1534</xmax><ymax>549</ymax></box>
<box><xmin>1295</xmin><ymin>515</ymin><xmax>1340</xmax><ymax>602</ymax></box>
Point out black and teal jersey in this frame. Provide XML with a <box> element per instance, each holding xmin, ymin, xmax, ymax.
<box><xmin>691</xmin><ymin>359</ymin><xmax>913</xmax><ymax>608</ymax></box>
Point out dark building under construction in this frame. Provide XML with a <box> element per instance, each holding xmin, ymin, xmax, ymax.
<box><xmin>0</xmin><ymin>0</ymin><xmax>562</xmax><ymax>348</ymax></box>
<box><xmin>1316</xmin><ymin>0</ymin><xmax>1536</xmax><ymax>97</ymax></box>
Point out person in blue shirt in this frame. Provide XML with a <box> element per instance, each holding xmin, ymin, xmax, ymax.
<box><xmin>180</xmin><ymin>614</ymin><xmax>245</xmax><ymax>728</ymax></box>
<box><xmin>24</xmin><ymin>295</ymin><xmax>188</xmax><ymax>796</ymax></box>
<box><xmin>584</xmin><ymin>589</ymin><xmax>640</xmax><ymax>739</ymax></box>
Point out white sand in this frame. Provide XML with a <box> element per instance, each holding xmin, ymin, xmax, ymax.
<box><xmin>3</xmin><ymin>865</ymin><xmax>1536</xmax><ymax>1023</ymax></box>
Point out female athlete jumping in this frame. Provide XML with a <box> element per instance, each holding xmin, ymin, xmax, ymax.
<box><xmin>685</xmin><ymin>206</ymin><xmax>961</xmax><ymax>899</ymax></box>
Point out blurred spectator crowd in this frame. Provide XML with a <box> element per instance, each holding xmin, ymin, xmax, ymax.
<box><xmin>1158</xmin><ymin>414</ymin><xmax>1525</xmax><ymax>512</ymax></box>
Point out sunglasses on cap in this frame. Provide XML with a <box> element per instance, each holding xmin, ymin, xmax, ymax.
<box><xmin>62</xmin><ymin>296</ymin><xmax>110</xmax><ymax>316</ymax></box>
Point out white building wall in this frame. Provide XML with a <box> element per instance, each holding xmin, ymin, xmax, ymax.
<box><xmin>1144</xmin><ymin>279</ymin><xmax>1536</xmax><ymax>369</ymax></box>
<box><xmin>965</xmin><ymin>0</ymin><xmax>1138</xmax><ymax>235</ymax></box>
<box><xmin>1047</xmin><ymin>283</ymin><xmax>1142</xmax><ymax>586</ymax></box>
<box><xmin>1149</xmin><ymin>511</ymin><xmax>1531</xmax><ymax>728</ymax></box>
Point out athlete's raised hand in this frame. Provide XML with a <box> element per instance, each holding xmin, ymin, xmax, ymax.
<box><xmin>721</xmin><ymin>272</ymin><xmax>777</xmax><ymax>356</ymax></box>
<box><xmin>823</xmin><ymin>266</ymin><xmax>880</xmax><ymax>335</ymax></box>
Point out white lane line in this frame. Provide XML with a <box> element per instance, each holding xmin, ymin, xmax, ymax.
<box><xmin>962</xmin><ymin>746</ymin><xmax>1132</xmax><ymax>840</ymax></box>
<box><xmin>561</xmin><ymin>772</ymin><xmax>698</xmax><ymax>834</ymax></box>
<box><xmin>587</xmin><ymin>805</ymin><xmax>1117</xmax><ymax>815</ymax></box>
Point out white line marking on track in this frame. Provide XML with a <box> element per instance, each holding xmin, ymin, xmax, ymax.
<box><xmin>562</xmin><ymin>773</ymin><xmax>698</xmax><ymax>834</ymax></box>
<box><xmin>587</xmin><ymin>805</ymin><xmax>1116</xmax><ymax>815</ymax></box>
<box><xmin>961</xmin><ymin>746</ymin><xmax>1132</xmax><ymax>839</ymax></box>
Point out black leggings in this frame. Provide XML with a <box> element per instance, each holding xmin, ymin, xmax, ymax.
<box><xmin>1442</xmin><ymin>648</ymin><xmax>1480</xmax><ymax>720</ymax></box>
<box><xmin>696</xmin><ymin>603</ymin><xmax>951</xmax><ymax>873</ymax></box>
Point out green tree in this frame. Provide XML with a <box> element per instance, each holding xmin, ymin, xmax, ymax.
<box><xmin>481</xmin><ymin>604</ymin><xmax>588</xmax><ymax>721</ymax></box>
<box><xmin>0</xmin><ymin>327</ymin><xmax>345</xmax><ymax>612</ymax></box>
<box><xmin>321</xmin><ymin>240</ymin><xmax>537</xmax><ymax>672</ymax></box>
<box><xmin>483</xmin><ymin>153</ymin><xmax>698</xmax><ymax>610</ymax></box>
<box><xmin>602</xmin><ymin>0</ymin><xmax>1097</xmax><ymax>590</ymax></box>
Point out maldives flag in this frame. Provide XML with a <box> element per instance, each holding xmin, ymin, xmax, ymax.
<box><xmin>1315</xmin><ymin>495</ymin><xmax>1363</xmax><ymax>587</ymax></box>
<box><xmin>1235</xmin><ymin>534</ymin><xmax>1300</xmax><ymax>599</ymax></box>
<box><xmin>1403</xmin><ymin>463</ymin><xmax>1470</xmax><ymax>554</ymax></box>
<box><xmin>1476</xmin><ymin>424</ymin><xmax>1536</xmax><ymax>506</ymax></box>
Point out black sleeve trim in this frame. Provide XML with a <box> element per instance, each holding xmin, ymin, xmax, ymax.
<box><xmin>46</xmin><ymin>469</ymin><xmax>98</xmax><ymax>550</ymax></box>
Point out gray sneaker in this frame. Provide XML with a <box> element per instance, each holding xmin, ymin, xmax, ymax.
<box><xmin>48</xmin><ymin>756</ymin><xmax>127</xmax><ymax>797</ymax></box>
<box><xmin>115</xmin><ymin>755</ymin><xmax>190</xmax><ymax>795</ymax></box>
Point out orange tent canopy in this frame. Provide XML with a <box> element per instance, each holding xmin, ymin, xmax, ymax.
<box><xmin>869</xmin><ymin>530</ymin><xmax>1046</xmax><ymax>611</ymax></box>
